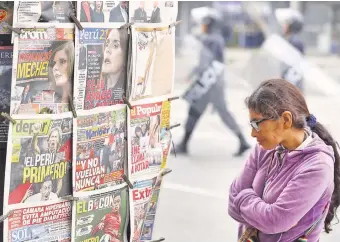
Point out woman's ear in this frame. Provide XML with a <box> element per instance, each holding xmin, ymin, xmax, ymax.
<box><xmin>282</xmin><ymin>111</ymin><xmax>293</xmax><ymax>129</ymax></box>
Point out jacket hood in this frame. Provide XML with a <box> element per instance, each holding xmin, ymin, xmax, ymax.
<box><xmin>280</xmin><ymin>131</ymin><xmax>335</xmax><ymax>163</ymax></box>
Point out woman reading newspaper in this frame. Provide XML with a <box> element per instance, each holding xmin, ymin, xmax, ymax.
<box><xmin>228</xmin><ymin>79</ymin><xmax>340</xmax><ymax>241</ymax></box>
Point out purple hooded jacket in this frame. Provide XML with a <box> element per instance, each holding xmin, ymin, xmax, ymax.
<box><xmin>228</xmin><ymin>132</ymin><xmax>334</xmax><ymax>242</ymax></box>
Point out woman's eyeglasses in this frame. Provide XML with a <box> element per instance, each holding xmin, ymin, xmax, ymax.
<box><xmin>250</xmin><ymin>118</ymin><xmax>271</xmax><ymax>132</ymax></box>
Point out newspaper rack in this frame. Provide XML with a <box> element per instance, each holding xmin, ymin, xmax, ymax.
<box><xmin>150</xmin><ymin>238</ymin><xmax>165</xmax><ymax>242</ymax></box>
<box><xmin>122</xmin><ymin>174</ymin><xmax>134</xmax><ymax>189</ymax></box>
<box><xmin>0</xmin><ymin>210</ymin><xmax>13</xmax><ymax>223</ymax></box>
<box><xmin>0</xmin><ymin>112</ymin><xmax>16</xmax><ymax>124</ymax></box>
<box><xmin>69</xmin><ymin>13</ymin><xmax>83</xmax><ymax>30</ymax></box>
<box><xmin>122</xmin><ymin>95</ymin><xmax>133</xmax><ymax>109</ymax></box>
<box><xmin>0</xmin><ymin>23</ymin><xmax>22</xmax><ymax>34</ymax></box>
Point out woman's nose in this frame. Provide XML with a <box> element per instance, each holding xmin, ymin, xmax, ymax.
<box><xmin>251</xmin><ymin>128</ymin><xmax>257</xmax><ymax>138</ymax></box>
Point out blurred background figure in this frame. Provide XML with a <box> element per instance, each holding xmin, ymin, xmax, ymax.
<box><xmin>176</xmin><ymin>7</ymin><xmax>250</xmax><ymax>157</ymax></box>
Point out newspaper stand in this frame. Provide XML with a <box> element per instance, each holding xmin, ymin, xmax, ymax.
<box><xmin>0</xmin><ymin>1</ymin><xmax>180</xmax><ymax>242</ymax></box>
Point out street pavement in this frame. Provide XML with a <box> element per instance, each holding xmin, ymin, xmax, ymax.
<box><xmin>151</xmin><ymin>46</ymin><xmax>340</xmax><ymax>241</ymax></box>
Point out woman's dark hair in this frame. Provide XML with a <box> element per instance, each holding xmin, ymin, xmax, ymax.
<box><xmin>246</xmin><ymin>78</ymin><xmax>340</xmax><ymax>233</ymax></box>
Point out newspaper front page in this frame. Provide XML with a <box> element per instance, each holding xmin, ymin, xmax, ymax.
<box><xmin>78</xmin><ymin>1</ymin><xmax>129</xmax><ymax>23</ymax></box>
<box><xmin>4</xmin><ymin>200</ymin><xmax>72</xmax><ymax>242</ymax></box>
<box><xmin>4</xmin><ymin>112</ymin><xmax>73</xmax><ymax>207</ymax></box>
<box><xmin>0</xmin><ymin>2</ymin><xmax>14</xmax><ymax>35</ymax></box>
<box><xmin>128</xmin><ymin>100</ymin><xmax>174</xmax><ymax>180</ymax></box>
<box><xmin>129</xmin><ymin>174</ymin><xmax>158</xmax><ymax>242</ymax></box>
<box><xmin>13</xmin><ymin>1</ymin><xmax>76</xmax><ymax>26</ymax></box>
<box><xmin>0</xmin><ymin>46</ymin><xmax>13</xmax><ymax>144</ymax></box>
<box><xmin>130</xmin><ymin>26</ymin><xmax>175</xmax><ymax>102</ymax></box>
<box><xmin>72</xmin><ymin>185</ymin><xmax>129</xmax><ymax>242</ymax></box>
<box><xmin>73</xmin><ymin>105</ymin><xmax>127</xmax><ymax>195</ymax></box>
<box><xmin>11</xmin><ymin>25</ymin><xmax>74</xmax><ymax>115</ymax></box>
<box><xmin>129</xmin><ymin>1</ymin><xmax>177</xmax><ymax>24</ymax></box>
<box><xmin>74</xmin><ymin>23</ymin><xmax>129</xmax><ymax>110</ymax></box>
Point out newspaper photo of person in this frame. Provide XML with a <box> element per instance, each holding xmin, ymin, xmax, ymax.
<box><xmin>4</xmin><ymin>201</ymin><xmax>72</xmax><ymax>242</ymax></box>
<box><xmin>128</xmin><ymin>100</ymin><xmax>171</xmax><ymax>180</ymax></box>
<box><xmin>75</xmin><ymin>24</ymin><xmax>128</xmax><ymax>110</ymax></box>
<box><xmin>11</xmin><ymin>26</ymin><xmax>74</xmax><ymax>114</ymax></box>
<box><xmin>0</xmin><ymin>46</ymin><xmax>13</xmax><ymax>144</ymax></box>
<box><xmin>72</xmin><ymin>185</ymin><xmax>128</xmax><ymax>242</ymax></box>
<box><xmin>129</xmin><ymin>175</ymin><xmax>157</xmax><ymax>242</ymax></box>
<box><xmin>79</xmin><ymin>1</ymin><xmax>129</xmax><ymax>23</ymax></box>
<box><xmin>129</xmin><ymin>1</ymin><xmax>178</xmax><ymax>24</ymax></box>
<box><xmin>0</xmin><ymin>2</ymin><xmax>14</xmax><ymax>35</ymax></box>
<box><xmin>130</xmin><ymin>27</ymin><xmax>175</xmax><ymax>102</ymax></box>
<box><xmin>13</xmin><ymin>1</ymin><xmax>76</xmax><ymax>25</ymax></box>
<box><xmin>140</xmin><ymin>175</ymin><xmax>163</xmax><ymax>241</ymax></box>
<box><xmin>4</xmin><ymin>112</ymin><xmax>73</xmax><ymax>206</ymax></box>
<box><xmin>73</xmin><ymin>105</ymin><xmax>127</xmax><ymax>195</ymax></box>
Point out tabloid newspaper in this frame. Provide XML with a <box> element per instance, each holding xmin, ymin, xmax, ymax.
<box><xmin>130</xmin><ymin>26</ymin><xmax>175</xmax><ymax>102</ymax></box>
<box><xmin>4</xmin><ymin>200</ymin><xmax>72</xmax><ymax>242</ymax></box>
<box><xmin>129</xmin><ymin>174</ymin><xmax>158</xmax><ymax>242</ymax></box>
<box><xmin>72</xmin><ymin>185</ymin><xmax>129</xmax><ymax>242</ymax></box>
<box><xmin>74</xmin><ymin>23</ymin><xmax>129</xmax><ymax>111</ymax></box>
<box><xmin>13</xmin><ymin>1</ymin><xmax>76</xmax><ymax>25</ymax></box>
<box><xmin>128</xmin><ymin>99</ymin><xmax>171</xmax><ymax>180</ymax></box>
<box><xmin>129</xmin><ymin>1</ymin><xmax>177</xmax><ymax>24</ymax></box>
<box><xmin>0</xmin><ymin>2</ymin><xmax>14</xmax><ymax>35</ymax></box>
<box><xmin>73</xmin><ymin>105</ymin><xmax>127</xmax><ymax>196</ymax></box>
<box><xmin>77</xmin><ymin>1</ymin><xmax>129</xmax><ymax>23</ymax></box>
<box><xmin>140</xmin><ymin>175</ymin><xmax>163</xmax><ymax>241</ymax></box>
<box><xmin>0</xmin><ymin>46</ymin><xmax>13</xmax><ymax>144</ymax></box>
<box><xmin>10</xmin><ymin>25</ymin><xmax>74</xmax><ymax>115</ymax></box>
<box><xmin>4</xmin><ymin>112</ymin><xmax>73</xmax><ymax>207</ymax></box>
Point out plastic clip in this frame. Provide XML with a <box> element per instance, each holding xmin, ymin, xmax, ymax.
<box><xmin>62</xmin><ymin>195</ymin><xmax>79</xmax><ymax>201</ymax></box>
<box><xmin>0</xmin><ymin>210</ymin><xmax>14</xmax><ymax>223</ymax></box>
<box><xmin>150</xmin><ymin>238</ymin><xmax>165</xmax><ymax>242</ymax></box>
<box><xmin>69</xmin><ymin>13</ymin><xmax>83</xmax><ymax>30</ymax></box>
<box><xmin>166</xmin><ymin>123</ymin><xmax>180</xmax><ymax>131</ymax></box>
<box><xmin>68</xmin><ymin>95</ymin><xmax>77</xmax><ymax>118</ymax></box>
<box><xmin>121</xmin><ymin>174</ymin><xmax>134</xmax><ymax>189</ymax></box>
<box><xmin>1</xmin><ymin>23</ymin><xmax>22</xmax><ymax>34</ymax></box>
<box><xmin>122</xmin><ymin>95</ymin><xmax>132</xmax><ymax>109</ymax></box>
<box><xmin>168</xmin><ymin>96</ymin><xmax>179</xmax><ymax>101</ymax></box>
<box><xmin>120</xmin><ymin>22</ymin><xmax>134</xmax><ymax>29</ymax></box>
<box><xmin>1</xmin><ymin>112</ymin><xmax>16</xmax><ymax>124</ymax></box>
<box><xmin>161</xmin><ymin>168</ymin><xmax>172</xmax><ymax>177</ymax></box>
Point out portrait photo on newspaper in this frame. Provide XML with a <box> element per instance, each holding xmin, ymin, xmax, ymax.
<box><xmin>11</xmin><ymin>26</ymin><xmax>74</xmax><ymax>115</ymax></box>
<box><xmin>0</xmin><ymin>46</ymin><xmax>13</xmax><ymax>143</ymax></box>
<box><xmin>0</xmin><ymin>1</ymin><xmax>14</xmax><ymax>34</ymax></box>
<box><xmin>129</xmin><ymin>1</ymin><xmax>177</xmax><ymax>24</ymax></box>
<box><xmin>130</xmin><ymin>26</ymin><xmax>175</xmax><ymax>102</ymax></box>
<box><xmin>78</xmin><ymin>1</ymin><xmax>129</xmax><ymax>23</ymax></box>
<box><xmin>75</xmin><ymin>24</ymin><xmax>129</xmax><ymax>110</ymax></box>
<box><xmin>4</xmin><ymin>201</ymin><xmax>72</xmax><ymax>242</ymax></box>
<box><xmin>73</xmin><ymin>105</ymin><xmax>127</xmax><ymax>195</ymax></box>
<box><xmin>13</xmin><ymin>1</ymin><xmax>76</xmax><ymax>25</ymax></box>
<box><xmin>72</xmin><ymin>185</ymin><xmax>128</xmax><ymax>242</ymax></box>
<box><xmin>4</xmin><ymin>113</ymin><xmax>73</xmax><ymax>206</ymax></box>
<box><xmin>129</xmin><ymin>174</ymin><xmax>158</xmax><ymax>242</ymax></box>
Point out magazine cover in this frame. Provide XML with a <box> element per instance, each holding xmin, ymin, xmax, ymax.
<box><xmin>73</xmin><ymin>105</ymin><xmax>127</xmax><ymax>195</ymax></box>
<box><xmin>140</xmin><ymin>175</ymin><xmax>163</xmax><ymax>241</ymax></box>
<box><xmin>129</xmin><ymin>1</ymin><xmax>177</xmax><ymax>24</ymax></box>
<box><xmin>78</xmin><ymin>1</ymin><xmax>129</xmax><ymax>23</ymax></box>
<box><xmin>0</xmin><ymin>46</ymin><xmax>13</xmax><ymax>144</ymax></box>
<box><xmin>4</xmin><ymin>200</ymin><xmax>72</xmax><ymax>242</ymax></box>
<box><xmin>0</xmin><ymin>2</ymin><xmax>14</xmax><ymax>34</ymax></box>
<box><xmin>130</xmin><ymin>26</ymin><xmax>175</xmax><ymax>102</ymax></box>
<box><xmin>72</xmin><ymin>185</ymin><xmax>129</xmax><ymax>242</ymax></box>
<box><xmin>13</xmin><ymin>1</ymin><xmax>76</xmax><ymax>26</ymax></box>
<box><xmin>4</xmin><ymin>112</ymin><xmax>73</xmax><ymax>206</ymax></box>
<box><xmin>11</xmin><ymin>25</ymin><xmax>74</xmax><ymax>115</ymax></box>
<box><xmin>74</xmin><ymin>23</ymin><xmax>129</xmax><ymax>110</ymax></box>
<box><xmin>129</xmin><ymin>174</ymin><xmax>158</xmax><ymax>242</ymax></box>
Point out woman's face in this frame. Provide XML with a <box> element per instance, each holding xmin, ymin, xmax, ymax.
<box><xmin>102</xmin><ymin>29</ymin><xmax>124</xmax><ymax>74</ymax></box>
<box><xmin>249</xmin><ymin>109</ymin><xmax>284</xmax><ymax>150</ymax></box>
<box><xmin>52</xmin><ymin>49</ymin><xmax>70</xmax><ymax>86</ymax></box>
<box><xmin>95</xmin><ymin>1</ymin><xmax>102</xmax><ymax>10</ymax></box>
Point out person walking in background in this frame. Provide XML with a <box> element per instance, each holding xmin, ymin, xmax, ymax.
<box><xmin>228</xmin><ymin>79</ymin><xmax>340</xmax><ymax>241</ymax></box>
<box><xmin>177</xmin><ymin>10</ymin><xmax>250</xmax><ymax>157</ymax></box>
